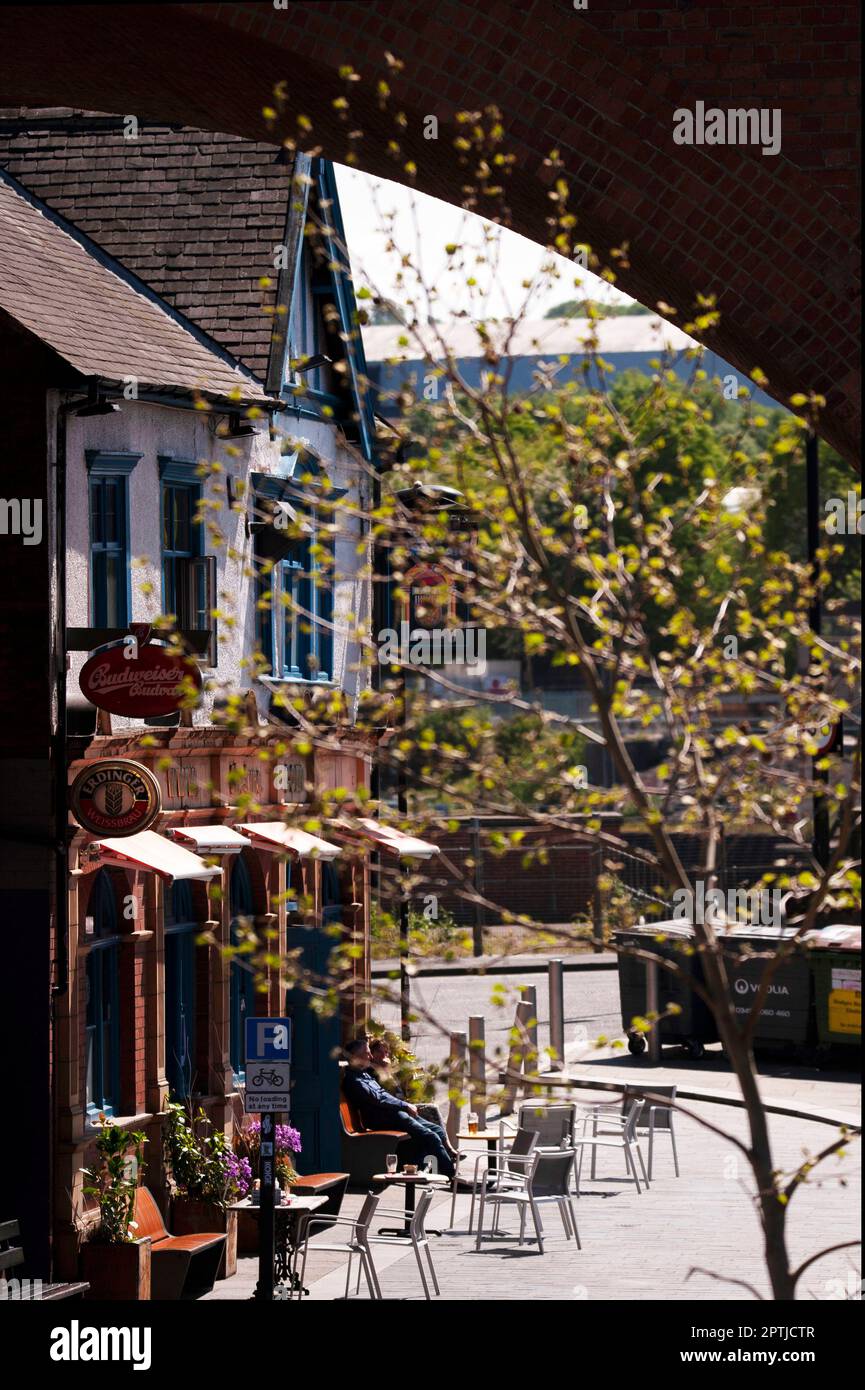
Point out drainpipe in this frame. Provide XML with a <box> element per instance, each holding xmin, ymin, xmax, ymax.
<box><xmin>53</xmin><ymin>399</ymin><xmax>70</xmax><ymax>1001</ymax></box>
<box><xmin>49</xmin><ymin>393</ymin><xmax>71</xmax><ymax>1280</ymax></box>
<box><xmin>806</xmin><ymin>429</ymin><xmax>830</xmax><ymax>868</ymax></box>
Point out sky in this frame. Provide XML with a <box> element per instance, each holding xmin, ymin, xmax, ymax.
<box><xmin>334</xmin><ymin>164</ymin><xmax>637</xmax><ymax>323</ymax></box>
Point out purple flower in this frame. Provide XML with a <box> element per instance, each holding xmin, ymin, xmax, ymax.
<box><xmin>225</xmin><ymin>1152</ymin><xmax>253</xmax><ymax>1198</ymax></box>
<box><xmin>276</xmin><ymin>1124</ymin><xmax>302</xmax><ymax>1155</ymax></box>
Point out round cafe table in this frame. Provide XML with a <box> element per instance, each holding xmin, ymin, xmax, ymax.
<box><xmin>372</xmin><ymin>1171</ymin><xmax>450</xmax><ymax>1237</ymax></box>
<box><xmin>228</xmin><ymin>1195</ymin><xmax>327</xmax><ymax>1293</ymax></box>
<box><xmin>458</xmin><ymin>1126</ymin><xmax>517</xmax><ymax>1159</ymax></box>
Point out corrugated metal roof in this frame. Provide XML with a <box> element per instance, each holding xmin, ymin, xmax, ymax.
<box><xmin>362</xmin><ymin>315</ymin><xmax>697</xmax><ymax>363</ymax></box>
<box><xmin>0</xmin><ymin>167</ymin><xmax>277</xmax><ymax>404</ymax></box>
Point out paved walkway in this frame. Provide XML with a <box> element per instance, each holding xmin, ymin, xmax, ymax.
<box><xmin>562</xmin><ymin>1045</ymin><xmax>860</xmax><ymax>1126</ymax></box>
<box><xmin>206</xmin><ymin>1100</ymin><xmax>860</xmax><ymax>1302</ymax></box>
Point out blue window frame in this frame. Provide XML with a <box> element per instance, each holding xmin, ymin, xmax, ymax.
<box><xmin>229</xmin><ymin>856</ymin><xmax>257</xmax><ymax>1082</ymax></box>
<box><xmin>286</xmin><ymin>238</ymin><xmax>339</xmax><ymax>403</ymax></box>
<box><xmin>254</xmin><ymin>494</ymin><xmax>334</xmax><ymax>684</ymax></box>
<box><xmin>159</xmin><ymin>459</ymin><xmax>203</xmax><ymax>623</ymax></box>
<box><xmin>85</xmin><ymin>871</ymin><xmax>121</xmax><ymax>1118</ymax></box>
<box><xmin>165</xmin><ymin>880</ymin><xmax>197</xmax><ymax>1099</ymax></box>
<box><xmin>86</xmin><ymin>452</ymin><xmax>140</xmax><ymax>627</ymax></box>
<box><xmin>277</xmin><ymin>517</ymin><xmax>333</xmax><ymax>682</ymax></box>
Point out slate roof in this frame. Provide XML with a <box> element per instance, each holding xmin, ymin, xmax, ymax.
<box><xmin>0</xmin><ymin>167</ymin><xmax>277</xmax><ymax>403</ymax></box>
<box><xmin>0</xmin><ymin>111</ymin><xmax>291</xmax><ymax>379</ymax></box>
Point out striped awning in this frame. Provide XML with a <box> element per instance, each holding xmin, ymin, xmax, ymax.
<box><xmin>235</xmin><ymin>822</ymin><xmax>341</xmax><ymax>861</ymax></box>
<box><xmin>94</xmin><ymin>829</ymin><xmax>222</xmax><ymax>881</ymax></box>
<box><xmin>166</xmin><ymin>825</ymin><xmax>249</xmax><ymax>855</ymax></box>
<box><xmin>352</xmin><ymin>817</ymin><xmax>440</xmax><ymax>860</ymax></box>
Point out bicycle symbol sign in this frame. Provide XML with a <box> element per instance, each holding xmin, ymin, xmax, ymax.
<box><xmin>251</xmin><ymin>1068</ymin><xmax>285</xmax><ymax>1088</ymax></box>
<box><xmin>245</xmin><ymin>1016</ymin><xmax>292</xmax><ymax>1113</ymax></box>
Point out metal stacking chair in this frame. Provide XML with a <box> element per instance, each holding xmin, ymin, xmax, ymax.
<box><xmin>295</xmin><ymin>1191</ymin><xmax>382</xmax><ymax>1300</ymax></box>
<box><xmin>517</xmin><ymin>1101</ymin><xmax>577</xmax><ymax>1150</ymax></box>
<box><xmin>630</xmin><ymin>1085</ymin><xmax>680</xmax><ymax>1180</ymax></box>
<box><xmin>572</xmin><ymin>1099</ymin><xmax>649</xmax><ymax>1193</ymax></box>
<box><xmin>475</xmin><ymin>1149</ymin><xmax>580</xmax><ymax>1255</ymax></box>
<box><xmin>583</xmin><ymin>1086</ymin><xmax>678</xmax><ymax>1181</ymax></box>
<box><xmin>366</xmin><ymin>1186</ymin><xmax>440</xmax><ymax>1299</ymax></box>
<box><xmin>460</xmin><ymin>1125</ymin><xmax>540</xmax><ymax>1234</ymax></box>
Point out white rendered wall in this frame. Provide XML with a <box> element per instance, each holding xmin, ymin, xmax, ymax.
<box><xmin>63</xmin><ymin>396</ymin><xmax>371</xmax><ymax>729</ymax></box>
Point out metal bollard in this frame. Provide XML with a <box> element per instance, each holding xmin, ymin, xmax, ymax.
<box><xmin>548</xmin><ymin>959</ymin><xmax>565</xmax><ymax>1065</ymax></box>
<box><xmin>518</xmin><ymin>984</ymin><xmax>539</xmax><ymax>1063</ymax></box>
<box><xmin>646</xmin><ymin>956</ymin><xmax>660</xmax><ymax>1062</ymax></box>
<box><xmin>468</xmin><ymin>1015</ymin><xmax>487</xmax><ymax>1129</ymax></box>
<box><xmin>446</xmin><ymin>1030</ymin><xmax>467</xmax><ymax>1147</ymax></box>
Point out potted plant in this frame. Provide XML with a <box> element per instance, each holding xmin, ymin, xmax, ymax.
<box><xmin>163</xmin><ymin>1101</ymin><xmax>248</xmax><ymax>1278</ymax></box>
<box><xmin>80</xmin><ymin>1117</ymin><xmax>150</xmax><ymax>1300</ymax></box>
<box><xmin>232</xmin><ymin>1119</ymin><xmax>302</xmax><ymax>1255</ymax></box>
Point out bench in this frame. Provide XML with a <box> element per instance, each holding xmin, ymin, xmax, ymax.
<box><xmin>133</xmin><ymin>1189</ymin><xmax>225</xmax><ymax>1301</ymax></box>
<box><xmin>339</xmin><ymin>1099</ymin><xmax>411</xmax><ymax>1185</ymax></box>
<box><xmin>0</xmin><ymin>1219</ymin><xmax>89</xmax><ymax>1301</ymax></box>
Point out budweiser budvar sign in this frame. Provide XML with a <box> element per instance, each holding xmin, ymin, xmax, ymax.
<box><xmin>79</xmin><ymin>641</ymin><xmax>203</xmax><ymax>717</ymax></box>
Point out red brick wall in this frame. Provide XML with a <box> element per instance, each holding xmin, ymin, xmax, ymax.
<box><xmin>0</xmin><ymin>1</ymin><xmax>858</xmax><ymax>461</ymax></box>
<box><xmin>429</xmin><ymin>819</ymin><xmax>616</xmax><ymax>927</ymax></box>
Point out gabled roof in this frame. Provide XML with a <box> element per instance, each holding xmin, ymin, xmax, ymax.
<box><xmin>0</xmin><ymin>167</ymin><xmax>278</xmax><ymax>404</ymax></box>
<box><xmin>0</xmin><ymin>112</ymin><xmax>290</xmax><ymax>380</ymax></box>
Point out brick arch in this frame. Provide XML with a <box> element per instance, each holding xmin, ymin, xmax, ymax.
<box><xmin>1</xmin><ymin>1</ymin><xmax>858</xmax><ymax>463</ymax></box>
<box><xmin>229</xmin><ymin>847</ymin><xmax>270</xmax><ymax>920</ymax></box>
<box><xmin>79</xmin><ymin>864</ymin><xmax>136</xmax><ymax>934</ymax></box>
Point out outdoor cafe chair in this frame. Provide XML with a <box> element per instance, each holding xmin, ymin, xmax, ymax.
<box><xmin>366</xmin><ymin>1186</ymin><xmax>441</xmax><ymax>1299</ymax></box>
<box><xmin>572</xmin><ymin>1099</ymin><xmax>650</xmax><ymax>1194</ymax></box>
<box><xmin>517</xmin><ymin>1101</ymin><xmax>577</xmax><ymax>1150</ymax></box>
<box><xmin>461</xmin><ymin>1125</ymin><xmax>540</xmax><ymax>1234</ymax></box>
<box><xmin>630</xmin><ymin>1085</ymin><xmax>680</xmax><ymax>1180</ymax></box>
<box><xmin>474</xmin><ymin>1149</ymin><xmax>580</xmax><ymax>1256</ymax></box>
<box><xmin>296</xmin><ymin>1190</ymin><xmax>382</xmax><ymax>1300</ymax></box>
<box><xmin>585</xmin><ymin>1085</ymin><xmax>680</xmax><ymax>1181</ymax></box>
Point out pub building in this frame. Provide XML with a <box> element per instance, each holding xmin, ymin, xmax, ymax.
<box><xmin>0</xmin><ymin>115</ymin><xmax>437</xmax><ymax>1281</ymax></box>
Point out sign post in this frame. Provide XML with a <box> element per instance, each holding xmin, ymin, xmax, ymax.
<box><xmin>246</xmin><ymin>1017</ymin><xmax>292</xmax><ymax>1302</ymax></box>
<box><xmin>257</xmin><ymin>1111</ymin><xmax>276</xmax><ymax>1304</ymax></box>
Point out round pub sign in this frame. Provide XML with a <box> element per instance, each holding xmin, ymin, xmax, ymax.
<box><xmin>70</xmin><ymin>759</ymin><xmax>162</xmax><ymax>836</ymax></box>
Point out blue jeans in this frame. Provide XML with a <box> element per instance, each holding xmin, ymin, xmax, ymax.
<box><xmin>392</xmin><ymin>1111</ymin><xmax>455</xmax><ymax>1179</ymax></box>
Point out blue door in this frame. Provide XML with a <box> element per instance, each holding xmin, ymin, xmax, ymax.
<box><xmin>284</xmin><ymin>861</ymin><xmax>343</xmax><ymax>1173</ymax></box>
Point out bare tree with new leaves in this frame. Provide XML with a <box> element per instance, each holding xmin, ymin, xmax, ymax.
<box><xmin>146</xmin><ymin>67</ymin><xmax>860</xmax><ymax>1300</ymax></box>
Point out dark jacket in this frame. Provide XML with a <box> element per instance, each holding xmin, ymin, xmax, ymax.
<box><xmin>367</xmin><ymin>1064</ymin><xmax>406</xmax><ymax>1101</ymax></box>
<box><xmin>343</xmin><ymin>1066</ymin><xmax>409</xmax><ymax>1129</ymax></box>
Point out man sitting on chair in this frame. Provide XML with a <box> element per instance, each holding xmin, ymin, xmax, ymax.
<box><xmin>368</xmin><ymin>1036</ymin><xmax>461</xmax><ymax>1164</ymax></box>
<box><xmin>343</xmin><ymin>1037</ymin><xmax>456</xmax><ymax>1180</ymax></box>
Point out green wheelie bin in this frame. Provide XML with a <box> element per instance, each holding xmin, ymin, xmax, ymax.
<box><xmin>615</xmin><ymin>921</ymin><xmax>718</xmax><ymax>1060</ymax></box>
<box><xmin>721</xmin><ymin>925</ymin><xmax>814</xmax><ymax>1053</ymax></box>
<box><xmin>806</xmin><ymin>924</ymin><xmax>861</xmax><ymax>1051</ymax></box>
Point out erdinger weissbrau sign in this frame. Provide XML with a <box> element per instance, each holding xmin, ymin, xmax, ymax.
<box><xmin>79</xmin><ymin>641</ymin><xmax>202</xmax><ymax>717</ymax></box>
<box><xmin>70</xmin><ymin>759</ymin><xmax>162</xmax><ymax>836</ymax></box>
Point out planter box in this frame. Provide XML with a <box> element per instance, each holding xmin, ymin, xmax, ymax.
<box><xmin>171</xmin><ymin>1198</ymin><xmax>237</xmax><ymax>1279</ymax></box>
<box><xmin>82</xmin><ymin>1238</ymin><xmax>151</xmax><ymax>1301</ymax></box>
